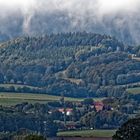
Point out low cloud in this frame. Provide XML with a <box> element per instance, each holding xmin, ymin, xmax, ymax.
<box><xmin>0</xmin><ymin>0</ymin><xmax>140</xmax><ymax>45</ymax></box>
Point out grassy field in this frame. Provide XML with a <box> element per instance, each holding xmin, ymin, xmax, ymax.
<box><xmin>0</xmin><ymin>93</ymin><xmax>81</xmax><ymax>106</ymax></box>
<box><xmin>0</xmin><ymin>84</ymin><xmax>104</xmax><ymax>106</ymax></box>
<box><xmin>0</xmin><ymin>92</ymin><xmax>104</xmax><ymax>106</ymax></box>
<box><xmin>126</xmin><ymin>87</ymin><xmax>140</xmax><ymax>94</ymax></box>
<box><xmin>57</xmin><ymin>130</ymin><xmax>116</xmax><ymax>138</ymax></box>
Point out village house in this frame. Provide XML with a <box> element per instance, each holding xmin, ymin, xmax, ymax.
<box><xmin>58</xmin><ymin>108</ymin><xmax>73</xmax><ymax>116</ymax></box>
<box><xmin>94</xmin><ymin>101</ymin><xmax>104</xmax><ymax>112</ymax></box>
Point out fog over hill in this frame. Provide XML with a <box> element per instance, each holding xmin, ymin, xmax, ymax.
<box><xmin>0</xmin><ymin>0</ymin><xmax>140</xmax><ymax>45</ymax></box>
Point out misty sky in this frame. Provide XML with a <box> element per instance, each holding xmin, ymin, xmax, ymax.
<box><xmin>0</xmin><ymin>0</ymin><xmax>140</xmax><ymax>44</ymax></box>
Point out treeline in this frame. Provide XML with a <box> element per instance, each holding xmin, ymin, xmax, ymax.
<box><xmin>80</xmin><ymin>110</ymin><xmax>128</xmax><ymax>129</ymax></box>
<box><xmin>0</xmin><ymin>105</ymin><xmax>57</xmax><ymax>137</ymax></box>
<box><xmin>0</xmin><ymin>32</ymin><xmax>139</xmax><ymax>97</ymax></box>
<box><xmin>113</xmin><ymin>117</ymin><xmax>140</xmax><ymax>140</ymax></box>
<box><xmin>0</xmin><ymin>85</ymin><xmax>48</xmax><ymax>95</ymax></box>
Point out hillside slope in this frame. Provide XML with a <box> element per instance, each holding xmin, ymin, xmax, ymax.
<box><xmin>0</xmin><ymin>32</ymin><xmax>140</xmax><ymax>97</ymax></box>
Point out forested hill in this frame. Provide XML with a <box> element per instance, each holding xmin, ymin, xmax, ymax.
<box><xmin>0</xmin><ymin>32</ymin><xmax>140</xmax><ymax>98</ymax></box>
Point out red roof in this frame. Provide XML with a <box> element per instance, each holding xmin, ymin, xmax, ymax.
<box><xmin>94</xmin><ymin>101</ymin><xmax>104</xmax><ymax>106</ymax></box>
<box><xmin>58</xmin><ymin>108</ymin><xmax>73</xmax><ymax>113</ymax></box>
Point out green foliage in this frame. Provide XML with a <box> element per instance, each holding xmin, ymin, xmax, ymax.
<box><xmin>80</xmin><ymin>110</ymin><xmax>128</xmax><ymax>129</ymax></box>
<box><xmin>0</xmin><ymin>108</ymin><xmax>57</xmax><ymax>137</ymax></box>
<box><xmin>0</xmin><ymin>32</ymin><xmax>139</xmax><ymax>98</ymax></box>
<box><xmin>83</xmin><ymin>98</ymin><xmax>94</xmax><ymax>105</ymax></box>
<box><xmin>113</xmin><ymin>118</ymin><xmax>140</xmax><ymax>140</ymax></box>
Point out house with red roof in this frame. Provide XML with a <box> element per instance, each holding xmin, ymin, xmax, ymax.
<box><xmin>58</xmin><ymin>108</ymin><xmax>73</xmax><ymax>116</ymax></box>
<box><xmin>94</xmin><ymin>101</ymin><xmax>104</xmax><ymax>112</ymax></box>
